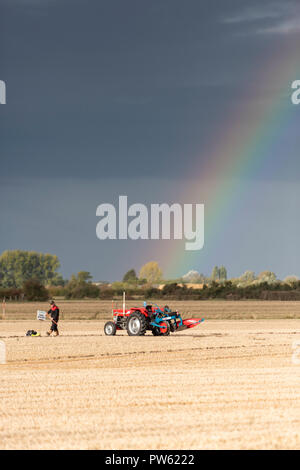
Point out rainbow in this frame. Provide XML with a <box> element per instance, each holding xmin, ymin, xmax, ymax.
<box><xmin>159</xmin><ymin>36</ymin><xmax>300</xmax><ymax>279</ymax></box>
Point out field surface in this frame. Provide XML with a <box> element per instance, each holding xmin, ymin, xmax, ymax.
<box><xmin>3</xmin><ymin>299</ymin><xmax>300</xmax><ymax>320</ymax></box>
<box><xmin>1</xmin><ymin>309</ymin><xmax>300</xmax><ymax>449</ymax></box>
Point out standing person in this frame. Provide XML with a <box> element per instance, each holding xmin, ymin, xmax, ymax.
<box><xmin>46</xmin><ymin>300</ymin><xmax>60</xmax><ymax>336</ymax></box>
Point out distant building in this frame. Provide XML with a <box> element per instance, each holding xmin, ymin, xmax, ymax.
<box><xmin>93</xmin><ymin>281</ymin><xmax>111</xmax><ymax>287</ymax></box>
<box><xmin>158</xmin><ymin>283</ymin><xmax>205</xmax><ymax>290</ymax></box>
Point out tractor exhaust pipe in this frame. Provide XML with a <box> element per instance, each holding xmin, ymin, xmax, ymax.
<box><xmin>123</xmin><ymin>291</ymin><xmax>126</xmax><ymax>316</ymax></box>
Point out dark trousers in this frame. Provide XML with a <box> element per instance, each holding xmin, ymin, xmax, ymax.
<box><xmin>50</xmin><ymin>321</ymin><xmax>58</xmax><ymax>332</ymax></box>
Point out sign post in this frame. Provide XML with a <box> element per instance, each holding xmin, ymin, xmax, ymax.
<box><xmin>2</xmin><ymin>298</ymin><xmax>6</xmax><ymax>320</ymax></box>
<box><xmin>0</xmin><ymin>341</ymin><xmax>6</xmax><ymax>364</ymax></box>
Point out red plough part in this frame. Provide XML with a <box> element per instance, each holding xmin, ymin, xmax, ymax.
<box><xmin>176</xmin><ymin>318</ymin><xmax>205</xmax><ymax>332</ymax></box>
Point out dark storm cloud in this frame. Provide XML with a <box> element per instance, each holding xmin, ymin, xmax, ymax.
<box><xmin>221</xmin><ymin>1</ymin><xmax>300</xmax><ymax>35</ymax></box>
<box><xmin>1</xmin><ymin>0</ymin><xmax>298</xmax><ymax>181</ymax></box>
<box><xmin>1</xmin><ymin>0</ymin><xmax>300</xmax><ymax>280</ymax></box>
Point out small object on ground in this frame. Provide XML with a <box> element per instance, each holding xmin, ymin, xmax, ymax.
<box><xmin>104</xmin><ymin>292</ymin><xmax>205</xmax><ymax>337</ymax></box>
<box><xmin>26</xmin><ymin>330</ymin><xmax>41</xmax><ymax>337</ymax></box>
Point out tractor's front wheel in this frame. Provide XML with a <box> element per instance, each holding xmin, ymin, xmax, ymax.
<box><xmin>126</xmin><ymin>312</ymin><xmax>147</xmax><ymax>336</ymax></box>
<box><xmin>104</xmin><ymin>321</ymin><xmax>117</xmax><ymax>336</ymax></box>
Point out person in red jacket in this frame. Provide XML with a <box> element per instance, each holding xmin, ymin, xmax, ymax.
<box><xmin>46</xmin><ymin>300</ymin><xmax>60</xmax><ymax>336</ymax></box>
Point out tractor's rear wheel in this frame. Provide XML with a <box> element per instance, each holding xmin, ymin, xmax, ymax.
<box><xmin>126</xmin><ymin>312</ymin><xmax>147</xmax><ymax>336</ymax></box>
<box><xmin>104</xmin><ymin>321</ymin><xmax>117</xmax><ymax>336</ymax></box>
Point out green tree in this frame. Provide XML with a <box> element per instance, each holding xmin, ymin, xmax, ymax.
<box><xmin>211</xmin><ymin>266</ymin><xmax>220</xmax><ymax>281</ymax></box>
<box><xmin>139</xmin><ymin>261</ymin><xmax>163</xmax><ymax>284</ymax></box>
<box><xmin>65</xmin><ymin>271</ymin><xmax>99</xmax><ymax>299</ymax></box>
<box><xmin>77</xmin><ymin>271</ymin><xmax>93</xmax><ymax>283</ymax></box>
<box><xmin>123</xmin><ymin>269</ymin><xmax>138</xmax><ymax>283</ymax></box>
<box><xmin>239</xmin><ymin>270</ymin><xmax>256</xmax><ymax>284</ymax></box>
<box><xmin>0</xmin><ymin>250</ymin><xmax>61</xmax><ymax>288</ymax></box>
<box><xmin>219</xmin><ymin>266</ymin><xmax>227</xmax><ymax>282</ymax></box>
<box><xmin>283</xmin><ymin>275</ymin><xmax>299</xmax><ymax>286</ymax></box>
<box><xmin>257</xmin><ymin>270</ymin><xmax>277</xmax><ymax>284</ymax></box>
<box><xmin>23</xmin><ymin>279</ymin><xmax>49</xmax><ymax>301</ymax></box>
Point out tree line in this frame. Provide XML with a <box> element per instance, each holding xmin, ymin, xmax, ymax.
<box><xmin>0</xmin><ymin>250</ymin><xmax>300</xmax><ymax>301</ymax></box>
<box><xmin>0</xmin><ymin>250</ymin><xmax>63</xmax><ymax>288</ymax></box>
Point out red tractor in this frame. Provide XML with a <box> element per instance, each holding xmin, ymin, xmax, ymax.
<box><xmin>104</xmin><ymin>299</ymin><xmax>204</xmax><ymax>337</ymax></box>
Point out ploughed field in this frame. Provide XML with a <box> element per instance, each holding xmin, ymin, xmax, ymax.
<box><xmin>3</xmin><ymin>299</ymin><xmax>300</xmax><ymax>320</ymax></box>
<box><xmin>1</xmin><ymin>311</ymin><xmax>300</xmax><ymax>449</ymax></box>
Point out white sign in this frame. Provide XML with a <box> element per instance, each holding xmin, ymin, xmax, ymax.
<box><xmin>37</xmin><ymin>310</ymin><xmax>47</xmax><ymax>321</ymax></box>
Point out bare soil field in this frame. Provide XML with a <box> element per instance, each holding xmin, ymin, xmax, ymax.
<box><xmin>1</xmin><ymin>314</ymin><xmax>300</xmax><ymax>449</ymax></box>
<box><xmin>3</xmin><ymin>299</ymin><xmax>300</xmax><ymax>320</ymax></box>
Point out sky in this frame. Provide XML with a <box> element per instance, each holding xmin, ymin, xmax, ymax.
<box><xmin>1</xmin><ymin>0</ymin><xmax>300</xmax><ymax>281</ymax></box>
